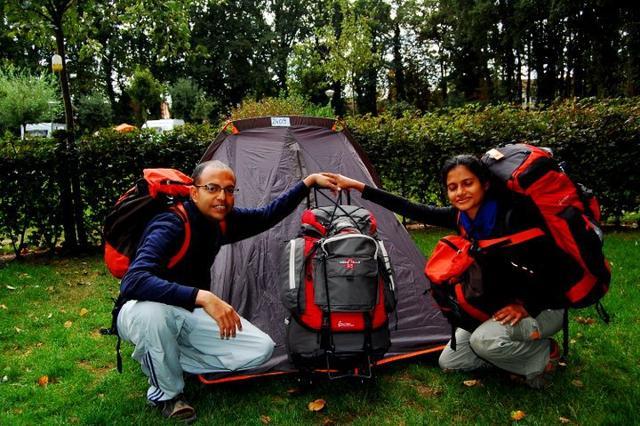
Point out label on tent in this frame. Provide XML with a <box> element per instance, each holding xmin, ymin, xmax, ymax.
<box><xmin>271</xmin><ymin>117</ymin><xmax>291</xmax><ymax>127</ymax></box>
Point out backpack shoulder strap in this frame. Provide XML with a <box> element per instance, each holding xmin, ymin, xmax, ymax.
<box><xmin>167</xmin><ymin>202</ymin><xmax>191</xmax><ymax>269</ymax></box>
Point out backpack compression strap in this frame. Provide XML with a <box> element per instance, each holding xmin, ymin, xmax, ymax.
<box><xmin>167</xmin><ymin>203</ymin><xmax>192</xmax><ymax>269</ymax></box>
<box><xmin>476</xmin><ymin>228</ymin><xmax>546</xmax><ymax>251</ymax></box>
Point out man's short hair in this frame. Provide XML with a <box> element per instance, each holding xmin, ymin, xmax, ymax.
<box><xmin>191</xmin><ymin>160</ymin><xmax>234</xmax><ymax>184</ymax></box>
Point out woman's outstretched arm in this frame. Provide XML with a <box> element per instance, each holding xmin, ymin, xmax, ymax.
<box><xmin>322</xmin><ymin>173</ymin><xmax>458</xmax><ymax>230</ymax></box>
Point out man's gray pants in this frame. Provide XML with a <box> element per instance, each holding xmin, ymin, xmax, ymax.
<box><xmin>438</xmin><ymin>309</ymin><xmax>564</xmax><ymax>379</ymax></box>
<box><xmin>117</xmin><ymin>300</ymin><xmax>275</xmax><ymax>403</ymax></box>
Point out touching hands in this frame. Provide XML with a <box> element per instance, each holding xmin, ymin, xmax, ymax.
<box><xmin>196</xmin><ymin>290</ymin><xmax>243</xmax><ymax>339</ymax></box>
<box><xmin>303</xmin><ymin>173</ymin><xmax>339</xmax><ymax>192</ymax></box>
<box><xmin>320</xmin><ymin>173</ymin><xmax>365</xmax><ymax>192</ymax></box>
<box><xmin>493</xmin><ymin>303</ymin><xmax>529</xmax><ymax>326</ymax></box>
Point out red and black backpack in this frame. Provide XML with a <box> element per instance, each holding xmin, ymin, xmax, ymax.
<box><xmin>481</xmin><ymin>144</ymin><xmax>610</xmax><ymax>308</ymax></box>
<box><xmin>280</xmin><ymin>195</ymin><xmax>397</xmax><ymax>377</ymax></box>
<box><xmin>103</xmin><ymin>168</ymin><xmax>193</xmax><ymax>278</ymax></box>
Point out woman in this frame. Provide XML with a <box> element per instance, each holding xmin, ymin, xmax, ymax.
<box><xmin>325</xmin><ymin>155</ymin><xmax>566</xmax><ymax>388</ymax></box>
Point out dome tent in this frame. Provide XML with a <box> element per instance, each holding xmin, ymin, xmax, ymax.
<box><xmin>197</xmin><ymin>116</ymin><xmax>449</xmax><ymax>384</ymax></box>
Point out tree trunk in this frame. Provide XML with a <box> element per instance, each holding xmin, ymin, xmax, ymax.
<box><xmin>54</xmin><ymin>17</ymin><xmax>87</xmax><ymax>250</ymax></box>
<box><xmin>393</xmin><ymin>23</ymin><xmax>406</xmax><ymax>103</ymax></box>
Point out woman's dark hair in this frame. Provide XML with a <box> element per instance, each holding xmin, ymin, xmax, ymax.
<box><xmin>440</xmin><ymin>154</ymin><xmax>491</xmax><ymax>187</ymax></box>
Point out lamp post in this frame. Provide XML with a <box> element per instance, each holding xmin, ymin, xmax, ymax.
<box><xmin>51</xmin><ymin>52</ymin><xmax>87</xmax><ymax>250</ymax></box>
<box><xmin>325</xmin><ymin>89</ymin><xmax>335</xmax><ymax>115</ymax></box>
<box><xmin>51</xmin><ymin>54</ymin><xmax>63</xmax><ymax>72</ymax></box>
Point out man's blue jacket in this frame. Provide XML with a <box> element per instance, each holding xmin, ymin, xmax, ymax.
<box><xmin>119</xmin><ymin>181</ymin><xmax>309</xmax><ymax>311</ymax></box>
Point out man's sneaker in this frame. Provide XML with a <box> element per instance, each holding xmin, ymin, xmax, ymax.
<box><xmin>150</xmin><ymin>394</ymin><xmax>197</xmax><ymax>423</ymax></box>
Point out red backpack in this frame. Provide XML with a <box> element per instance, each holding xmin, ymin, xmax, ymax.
<box><xmin>280</xmin><ymin>201</ymin><xmax>397</xmax><ymax>376</ymax></box>
<box><xmin>103</xmin><ymin>169</ymin><xmax>193</xmax><ymax>278</ymax></box>
<box><xmin>481</xmin><ymin>144</ymin><xmax>610</xmax><ymax>308</ymax></box>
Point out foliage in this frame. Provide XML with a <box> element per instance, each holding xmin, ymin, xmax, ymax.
<box><xmin>168</xmin><ymin>78</ymin><xmax>203</xmax><ymax>122</ymax></box>
<box><xmin>0</xmin><ymin>137</ymin><xmax>62</xmax><ymax>257</ymax></box>
<box><xmin>76</xmin><ymin>124</ymin><xmax>217</xmax><ymax>241</ymax></box>
<box><xmin>0</xmin><ymin>99</ymin><xmax>638</xmax><ymax>250</ymax></box>
<box><xmin>229</xmin><ymin>95</ymin><xmax>309</xmax><ymax>120</ymax></box>
<box><xmin>0</xmin><ymin>230</ymin><xmax>638</xmax><ymax>423</ymax></box>
<box><xmin>3</xmin><ymin>0</ymin><xmax>640</xmax><ymax>124</ymax></box>
<box><xmin>0</xmin><ymin>67</ymin><xmax>62</xmax><ymax>135</ymax></box>
<box><xmin>127</xmin><ymin>67</ymin><xmax>163</xmax><ymax>125</ymax></box>
<box><xmin>347</xmin><ymin>98</ymin><xmax>640</xmax><ymax>221</ymax></box>
<box><xmin>76</xmin><ymin>92</ymin><xmax>113</xmax><ymax>134</ymax></box>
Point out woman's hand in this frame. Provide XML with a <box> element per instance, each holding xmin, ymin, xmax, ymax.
<box><xmin>321</xmin><ymin>173</ymin><xmax>365</xmax><ymax>192</ymax></box>
<box><xmin>303</xmin><ymin>173</ymin><xmax>339</xmax><ymax>192</ymax></box>
<box><xmin>493</xmin><ymin>303</ymin><xmax>529</xmax><ymax>326</ymax></box>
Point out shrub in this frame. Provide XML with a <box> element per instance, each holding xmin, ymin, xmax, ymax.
<box><xmin>1</xmin><ymin>99</ymin><xmax>638</xmax><ymax>252</ymax></box>
<box><xmin>348</xmin><ymin>99</ymin><xmax>640</xmax><ymax>222</ymax></box>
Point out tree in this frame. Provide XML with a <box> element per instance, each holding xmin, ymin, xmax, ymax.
<box><xmin>128</xmin><ymin>68</ymin><xmax>163</xmax><ymax>125</ymax></box>
<box><xmin>76</xmin><ymin>92</ymin><xmax>112</xmax><ymax>133</ymax></box>
<box><xmin>0</xmin><ymin>67</ymin><xmax>62</xmax><ymax>135</ymax></box>
<box><xmin>168</xmin><ymin>78</ymin><xmax>202</xmax><ymax>122</ymax></box>
<box><xmin>6</xmin><ymin>0</ymin><xmax>89</xmax><ymax>250</ymax></box>
<box><xmin>268</xmin><ymin>0</ymin><xmax>314</xmax><ymax>93</ymax></box>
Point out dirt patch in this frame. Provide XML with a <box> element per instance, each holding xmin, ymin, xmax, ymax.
<box><xmin>414</xmin><ymin>384</ymin><xmax>443</xmax><ymax>398</ymax></box>
<box><xmin>77</xmin><ymin>360</ymin><xmax>113</xmax><ymax>378</ymax></box>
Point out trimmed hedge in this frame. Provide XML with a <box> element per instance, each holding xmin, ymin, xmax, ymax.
<box><xmin>1</xmin><ymin>99</ymin><xmax>638</xmax><ymax>253</ymax></box>
<box><xmin>0</xmin><ymin>138</ymin><xmax>63</xmax><ymax>255</ymax></box>
<box><xmin>347</xmin><ymin>98</ymin><xmax>640</xmax><ymax>222</ymax></box>
<box><xmin>76</xmin><ymin>124</ymin><xmax>217</xmax><ymax>242</ymax></box>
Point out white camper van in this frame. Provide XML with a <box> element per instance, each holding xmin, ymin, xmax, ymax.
<box><xmin>21</xmin><ymin>123</ymin><xmax>66</xmax><ymax>139</ymax></box>
<box><xmin>141</xmin><ymin>119</ymin><xmax>185</xmax><ymax>133</ymax></box>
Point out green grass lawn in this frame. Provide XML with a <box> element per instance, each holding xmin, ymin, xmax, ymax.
<box><xmin>1</xmin><ymin>229</ymin><xmax>638</xmax><ymax>425</ymax></box>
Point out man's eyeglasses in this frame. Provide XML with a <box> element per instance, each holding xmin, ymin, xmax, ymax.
<box><xmin>194</xmin><ymin>183</ymin><xmax>238</xmax><ymax>195</ymax></box>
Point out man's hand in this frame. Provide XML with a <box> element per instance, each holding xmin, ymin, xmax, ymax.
<box><xmin>320</xmin><ymin>173</ymin><xmax>365</xmax><ymax>192</ymax></box>
<box><xmin>303</xmin><ymin>173</ymin><xmax>339</xmax><ymax>192</ymax></box>
<box><xmin>493</xmin><ymin>303</ymin><xmax>529</xmax><ymax>326</ymax></box>
<box><xmin>196</xmin><ymin>290</ymin><xmax>242</xmax><ymax>339</ymax></box>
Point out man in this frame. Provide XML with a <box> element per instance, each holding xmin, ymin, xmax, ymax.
<box><xmin>116</xmin><ymin>160</ymin><xmax>338</xmax><ymax>421</ymax></box>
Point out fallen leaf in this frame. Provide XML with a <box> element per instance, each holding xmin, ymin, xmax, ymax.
<box><xmin>308</xmin><ymin>399</ymin><xmax>326</xmax><ymax>412</ymax></box>
<box><xmin>511</xmin><ymin>410</ymin><xmax>526</xmax><ymax>421</ymax></box>
<box><xmin>79</xmin><ymin>308</ymin><xmax>89</xmax><ymax>317</ymax></box>
<box><xmin>322</xmin><ymin>418</ymin><xmax>336</xmax><ymax>426</ymax></box>
<box><xmin>575</xmin><ymin>316</ymin><xmax>596</xmax><ymax>325</ymax></box>
<box><xmin>47</xmin><ymin>313</ymin><xmax>53</xmax><ymax>319</ymax></box>
<box><xmin>36</xmin><ymin>342</ymin><xmax>43</xmax><ymax>347</ymax></box>
<box><xmin>287</xmin><ymin>387</ymin><xmax>302</xmax><ymax>395</ymax></box>
<box><xmin>571</xmin><ymin>379</ymin><xmax>584</xmax><ymax>388</ymax></box>
<box><xmin>559</xmin><ymin>416</ymin><xmax>571</xmax><ymax>424</ymax></box>
<box><xmin>15</xmin><ymin>327</ymin><xmax>22</xmax><ymax>333</ymax></box>
<box><xmin>6</xmin><ymin>285</ymin><xmax>16</xmax><ymax>290</ymax></box>
<box><xmin>38</xmin><ymin>375</ymin><xmax>49</xmax><ymax>387</ymax></box>
<box><xmin>260</xmin><ymin>415</ymin><xmax>271</xmax><ymax>424</ymax></box>
<box><xmin>2</xmin><ymin>375</ymin><xmax>8</xmax><ymax>382</ymax></box>
<box><xmin>47</xmin><ymin>286</ymin><xmax>54</xmax><ymax>292</ymax></box>
<box><xmin>463</xmin><ymin>379</ymin><xmax>481</xmax><ymax>387</ymax></box>
<box><xmin>64</xmin><ymin>321</ymin><xmax>73</xmax><ymax>328</ymax></box>
<box><xmin>0</xmin><ymin>304</ymin><xmax>7</xmax><ymax>309</ymax></box>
